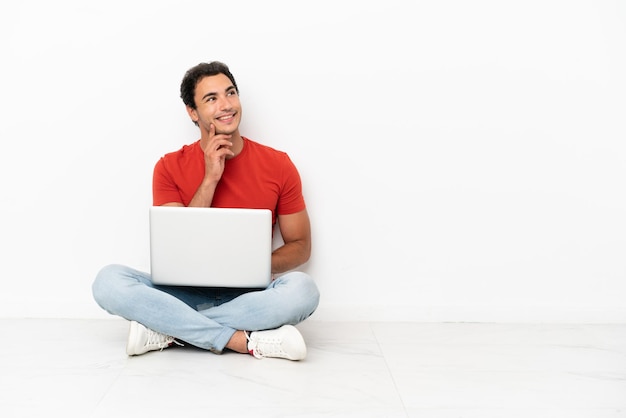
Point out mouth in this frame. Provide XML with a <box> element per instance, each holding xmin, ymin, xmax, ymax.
<box><xmin>216</xmin><ymin>112</ymin><xmax>236</xmax><ymax>123</ymax></box>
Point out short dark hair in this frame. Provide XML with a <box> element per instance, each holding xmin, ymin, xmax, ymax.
<box><xmin>180</xmin><ymin>61</ymin><xmax>239</xmax><ymax>110</ymax></box>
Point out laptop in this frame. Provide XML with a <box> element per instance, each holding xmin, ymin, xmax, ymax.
<box><xmin>149</xmin><ymin>206</ymin><xmax>273</xmax><ymax>288</ymax></box>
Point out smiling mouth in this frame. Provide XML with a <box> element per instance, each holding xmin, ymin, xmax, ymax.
<box><xmin>216</xmin><ymin>113</ymin><xmax>235</xmax><ymax>121</ymax></box>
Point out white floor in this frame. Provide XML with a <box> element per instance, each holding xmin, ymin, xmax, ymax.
<box><xmin>1</xmin><ymin>319</ymin><xmax>625</xmax><ymax>417</ymax></box>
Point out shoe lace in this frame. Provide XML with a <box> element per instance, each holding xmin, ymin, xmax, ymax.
<box><xmin>146</xmin><ymin>329</ymin><xmax>182</xmax><ymax>351</ymax></box>
<box><xmin>247</xmin><ymin>332</ymin><xmax>285</xmax><ymax>359</ymax></box>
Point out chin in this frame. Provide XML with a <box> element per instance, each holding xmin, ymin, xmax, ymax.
<box><xmin>215</xmin><ymin>128</ymin><xmax>234</xmax><ymax>136</ymax></box>
<box><xmin>217</xmin><ymin>126</ymin><xmax>238</xmax><ymax>135</ymax></box>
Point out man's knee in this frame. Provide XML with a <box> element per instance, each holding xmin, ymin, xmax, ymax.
<box><xmin>277</xmin><ymin>271</ymin><xmax>320</xmax><ymax>319</ymax></box>
<box><xmin>91</xmin><ymin>264</ymin><xmax>129</xmax><ymax>308</ymax></box>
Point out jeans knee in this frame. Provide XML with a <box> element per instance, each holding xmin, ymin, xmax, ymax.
<box><xmin>91</xmin><ymin>264</ymin><xmax>128</xmax><ymax>309</ymax></box>
<box><xmin>301</xmin><ymin>273</ymin><xmax>320</xmax><ymax>311</ymax></box>
<box><xmin>277</xmin><ymin>271</ymin><xmax>320</xmax><ymax>319</ymax></box>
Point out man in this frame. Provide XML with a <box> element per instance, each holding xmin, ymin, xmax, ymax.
<box><xmin>92</xmin><ymin>61</ymin><xmax>320</xmax><ymax>360</ymax></box>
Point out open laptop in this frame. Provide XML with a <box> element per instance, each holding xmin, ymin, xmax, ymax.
<box><xmin>149</xmin><ymin>206</ymin><xmax>273</xmax><ymax>288</ymax></box>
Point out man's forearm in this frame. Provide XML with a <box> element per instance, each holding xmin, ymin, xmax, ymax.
<box><xmin>271</xmin><ymin>240</ymin><xmax>311</xmax><ymax>275</ymax></box>
<box><xmin>187</xmin><ymin>179</ymin><xmax>219</xmax><ymax>207</ymax></box>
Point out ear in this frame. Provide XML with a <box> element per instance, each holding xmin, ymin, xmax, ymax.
<box><xmin>186</xmin><ymin>106</ymin><xmax>199</xmax><ymax>124</ymax></box>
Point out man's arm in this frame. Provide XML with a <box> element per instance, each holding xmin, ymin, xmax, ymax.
<box><xmin>186</xmin><ymin>123</ymin><xmax>233</xmax><ymax>207</ymax></box>
<box><xmin>159</xmin><ymin>179</ymin><xmax>218</xmax><ymax>207</ymax></box>
<box><xmin>159</xmin><ymin>124</ymin><xmax>232</xmax><ymax>207</ymax></box>
<box><xmin>271</xmin><ymin>209</ymin><xmax>311</xmax><ymax>275</ymax></box>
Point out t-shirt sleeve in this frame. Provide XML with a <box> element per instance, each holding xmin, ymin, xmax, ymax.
<box><xmin>152</xmin><ymin>157</ymin><xmax>183</xmax><ymax>206</ymax></box>
<box><xmin>277</xmin><ymin>154</ymin><xmax>306</xmax><ymax>215</ymax></box>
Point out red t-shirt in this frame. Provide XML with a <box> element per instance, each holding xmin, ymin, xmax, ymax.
<box><xmin>152</xmin><ymin>137</ymin><xmax>305</xmax><ymax>225</ymax></box>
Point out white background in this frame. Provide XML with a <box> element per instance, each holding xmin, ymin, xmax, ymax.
<box><xmin>1</xmin><ymin>0</ymin><xmax>624</xmax><ymax>322</ymax></box>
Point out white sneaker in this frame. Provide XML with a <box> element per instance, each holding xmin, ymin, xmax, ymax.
<box><xmin>126</xmin><ymin>321</ymin><xmax>180</xmax><ymax>356</ymax></box>
<box><xmin>247</xmin><ymin>325</ymin><xmax>307</xmax><ymax>360</ymax></box>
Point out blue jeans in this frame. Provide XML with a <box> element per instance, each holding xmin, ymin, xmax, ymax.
<box><xmin>92</xmin><ymin>264</ymin><xmax>320</xmax><ymax>352</ymax></box>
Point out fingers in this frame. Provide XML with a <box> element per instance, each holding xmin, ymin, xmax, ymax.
<box><xmin>202</xmin><ymin>124</ymin><xmax>233</xmax><ymax>183</ymax></box>
<box><xmin>208</xmin><ymin>123</ymin><xmax>233</xmax><ymax>154</ymax></box>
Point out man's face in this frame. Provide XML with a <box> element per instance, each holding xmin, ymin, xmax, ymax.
<box><xmin>190</xmin><ymin>73</ymin><xmax>242</xmax><ymax>135</ymax></box>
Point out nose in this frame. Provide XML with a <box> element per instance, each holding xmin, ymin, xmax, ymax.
<box><xmin>217</xmin><ymin>94</ymin><xmax>233</xmax><ymax>110</ymax></box>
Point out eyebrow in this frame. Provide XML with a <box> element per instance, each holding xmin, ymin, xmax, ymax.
<box><xmin>201</xmin><ymin>85</ymin><xmax>237</xmax><ymax>102</ymax></box>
